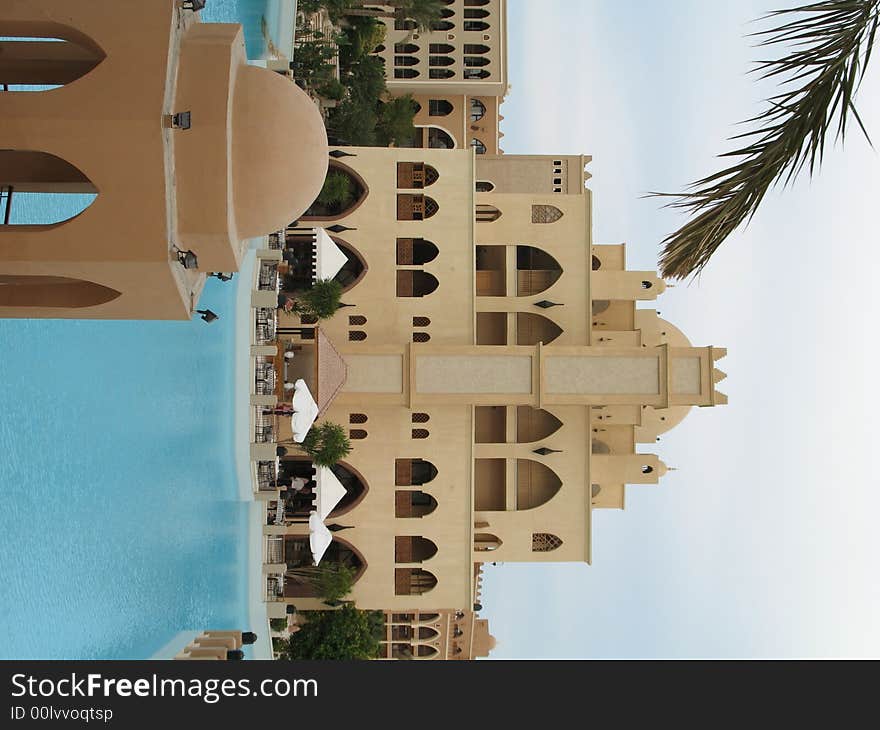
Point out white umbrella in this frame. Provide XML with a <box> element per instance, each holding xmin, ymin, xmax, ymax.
<box><xmin>290</xmin><ymin>378</ymin><xmax>319</xmax><ymax>443</ymax></box>
<box><xmin>308</xmin><ymin>512</ymin><xmax>333</xmax><ymax>565</ymax></box>
<box><xmin>314</xmin><ymin>228</ymin><xmax>348</xmax><ymax>281</ymax></box>
<box><xmin>315</xmin><ymin>466</ymin><xmax>347</xmax><ymax>520</ymax></box>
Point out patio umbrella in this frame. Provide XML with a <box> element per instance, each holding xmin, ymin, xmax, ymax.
<box><xmin>315</xmin><ymin>466</ymin><xmax>347</xmax><ymax>520</ymax></box>
<box><xmin>290</xmin><ymin>378</ymin><xmax>319</xmax><ymax>443</ymax></box>
<box><xmin>308</xmin><ymin>512</ymin><xmax>333</xmax><ymax>565</ymax></box>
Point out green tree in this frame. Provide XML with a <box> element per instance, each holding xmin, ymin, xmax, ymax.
<box><xmin>278</xmin><ymin>605</ymin><xmax>383</xmax><ymax>660</ymax></box>
<box><xmin>301</xmin><ymin>420</ymin><xmax>352</xmax><ymax>467</ymax></box>
<box><xmin>376</xmin><ymin>94</ymin><xmax>419</xmax><ymax>146</ymax></box>
<box><xmin>317</xmin><ymin>171</ymin><xmax>354</xmax><ymax>207</ymax></box>
<box><xmin>339</xmin><ymin>0</ymin><xmax>445</xmax><ymax>32</ymax></box>
<box><xmin>285</xmin><ymin>562</ymin><xmax>357</xmax><ymax>603</ymax></box>
<box><xmin>299</xmin><ymin>278</ymin><xmax>343</xmax><ymax>320</ymax></box>
<box><xmin>655</xmin><ymin>0</ymin><xmax>879</xmax><ymax>280</ymax></box>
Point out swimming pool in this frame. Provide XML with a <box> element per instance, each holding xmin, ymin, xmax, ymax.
<box><xmin>0</xmin><ymin>0</ymin><xmax>291</xmax><ymax>660</ymax></box>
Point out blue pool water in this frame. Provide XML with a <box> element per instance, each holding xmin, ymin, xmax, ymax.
<box><xmin>0</xmin><ymin>0</ymin><xmax>289</xmax><ymax>659</ymax></box>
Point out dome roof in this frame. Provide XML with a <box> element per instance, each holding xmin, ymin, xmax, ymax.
<box><xmin>231</xmin><ymin>65</ymin><xmax>328</xmax><ymax>239</ymax></box>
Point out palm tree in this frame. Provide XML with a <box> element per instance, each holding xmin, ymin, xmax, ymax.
<box><xmin>654</xmin><ymin>1</ymin><xmax>879</xmax><ymax>280</ymax></box>
<box><xmin>339</xmin><ymin>0</ymin><xmax>445</xmax><ymax>32</ymax></box>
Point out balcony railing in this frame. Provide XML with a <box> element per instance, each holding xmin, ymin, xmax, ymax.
<box><xmin>254</xmin><ymin>410</ymin><xmax>276</xmax><ymax>444</ymax></box>
<box><xmin>255</xmin><ymin>307</ymin><xmax>277</xmax><ymax>345</ymax></box>
<box><xmin>256</xmin><ymin>460</ymin><xmax>278</xmax><ymax>491</ymax></box>
<box><xmin>265</xmin><ymin>575</ymin><xmax>284</xmax><ymax>602</ymax></box>
<box><xmin>266</xmin><ymin>536</ymin><xmax>284</xmax><ymax>564</ymax></box>
<box><xmin>268</xmin><ymin>231</ymin><xmax>284</xmax><ymax>250</ymax></box>
<box><xmin>254</xmin><ymin>357</ymin><xmax>277</xmax><ymax>396</ymax></box>
<box><xmin>258</xmin><ymin>261</ymin><xmax>280</xmax><ymax>292</ymax></box>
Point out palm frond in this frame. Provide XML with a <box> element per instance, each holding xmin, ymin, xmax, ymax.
<box><xmin>653</xmin><ymin>0</ymin><xmax>879</xmax><ymax>280</ymax></box>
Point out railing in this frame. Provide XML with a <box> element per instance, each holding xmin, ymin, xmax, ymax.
<box><xmin>1</xmin><ymin>186</ymin><xmax>13</xmax><ymax>226</ymax></box>
<box><xmin>254</xmin><ymin>357</ymin><xmax>277</xmax><ymax>396</ymax></box>
<box><xmin>255</xmin><ymin>307</ymin><xmax>277</xmax><ymax>345</ymax></box>
<box><xmin>268</xmin><ymin>231</ymin><xmax>284</xmax><ymax>250</ymax></box>
<box><xmin>265</xmin><ymin>575</ymin><xmax>285</xmax><ymax>602</ymax></box>
<box><xmin>266</xmin><ymin>536</ymin><xmax>284</xmax><ymax>564</ymax></box>
<box><xmin>254</xmin><ymin>410</ymin><xmax>276</xmax><ymax>444</ymax></box>
<box><xmin>258</xmin><ymin>261</ymin><xmax>279</xmax><ymax>291</ymax></box>
<box><xmin>256</xmin><ymin>460</ymin><xmax>278</xmax><ymax>491</ymax></box>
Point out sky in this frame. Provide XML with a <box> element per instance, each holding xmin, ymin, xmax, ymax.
<box><xmin>482</xmin><ymin>0</ymin><xmax>880</xmax><ymax>658</ymax></box>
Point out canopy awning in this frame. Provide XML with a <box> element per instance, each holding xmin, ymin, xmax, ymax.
<box><xmin>308</xmin><ymin>512</ymin><xmax>333</xmax><ymax>565</ymax></box>
<box><xmin>315</xmin><ymin>465</ymin><xmax>347</xmax><ymax>520</ymax></box>
<box><xmin>314</xmin><ymin>228</ymin><xmax>348</xmax><ymax>282</ymax></box>
<box><xmin>290</xmin><ymin>379</ymin><xmax>319</xmax><ymax>443</ymax></box>
<box><xmin>314</xmin><ymin>328</ymin><xmax>348</xmax><ymax>416</ymax></box>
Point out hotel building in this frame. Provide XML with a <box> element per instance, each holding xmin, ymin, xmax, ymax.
<box><xmin>249</xmin><ymin>145</ymin><xmax>727</xmax><ymax>659</ymax></box>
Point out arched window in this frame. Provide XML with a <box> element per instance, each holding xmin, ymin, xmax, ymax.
<box><xmin>412</xmin><ymin>317</ymin><xmax>431</xmax><ymax>327</ymax></box>
<box><xmin>412</xmin><ymin>412</ymin><xmax>430</xmax><ymax>423</ymax></box>
<box><xmin>591</xmin><ymin>484</ymin><xmax>601</xmax><ymax>498</ymax></box>
<box><xmin>396</xmin><ymin>194</ymin><xmax>439</xmax><ymax>221</ymax></box>
<box><xmin>395</xmin><ymin>19</ymin><xmax>418</xmax><ymax>31</ymax></box>
<box><xmin>397</xmin><ymin>162</ymin><xmax>439</xmax><ymax>189</ymax></box>
<box><xmin>465</xmin><ymin>0</ymin><xmax>490</xmax><ymax>5</ymax></box>
<box><xmin>592</xmin><ymin>255</ymin><xmax>602</xmax><ymax>270</ymax></box>
<box><xmin>330</xmin><ymin>238</ymin><xmax>368</xmax><ymax>292</ymax></box>
<box><xmin>516</xmin><ymin>313</ymin><xmax>563</xmax><ymax>345</ymax></box>
<box><xmin>429</xmin><ymin>55</ymin><xmax>455</xmax><ymax>66</ymax></box>
<box><xmin>430</xmin><ymin>21</ymin><xmax>455</xmax><ymax>31</ymax></box>
<box><xmin>302</xmin><ymin>162</ymin><xmax>368</xmax><ymax>220</ymax></box>
<box><xmin>591</xmin><ymin>439</ymin><xmax>611</xmax><ymax>454</ymax></box>
<box><xmin>463</xmin><ymin>21</ymin><xmax>490</xmax><ymax>31</ymax></box>
<box><xmin>395</xmin><ymin>536</ymin><xmax>439</xmax><ymax>563</ymax></box>
<box><xmin>516</xmin><ymin>246</ymin><xmax>563</xmax><ymax>295</ymax></box>
<box><xmin>464</xmin><ymin>44</ymin><xmax>490</xmax><ymax>54</ymax></box>
<box><xmin>471</xmin><ymin>138</ymin><xmax>487</xmax><ymax>154</ymax></box>
<box><xmin>464</xmin><ymin>68</ymin><xmax>490</xmax><ymax>79</ymax></box>
<box><xmin>532</xmin><ymin>533</ymin><xmax>563</xmax><ymax>552</ymax></box>
<box><xmin>395</xmin><ymin>568</ymin><xmax>437</xmax><ymax>595</ymax></box>
<box><xmin>516</xmin><ymin>459</ymin><xmax>562</xmax><ymax>510</ymax></box>
<box><xmin>282</xmin><ymin>536</ymin><xmax>366</xmax><ymax>597</ymax></box>
<box><xmin>440</xmin><ymin>8</ymin><xmax>455</xmax><ymax>18</ymax></box>
<box><xmin>0</xmin><ymin>275</ymin><xmax>121</xmax><ymax>309</ymax></box>
<box><xmin>464</xmin><ymin>8</ymin><xmax>490</xmax><ymax>18</ymax></box>
<box><xmin>474</xmin><ymin>534</ymin><xmax>502</xmax><ymax>551</ymax></box>
<box><xmin>0</xmin><ymin>151</ymin><xmax>97</xmax><ymax>225</ymax></box>
<box><xmin>395</xmin><ymin>491</ymin><xmax>438</xmax><ymax>518</ymax></box>
<box><xmin>397</xmin><ymin>238</ymin><xmax>439</xmax><ymax>265</ymax></box>
<box><xmin>349</xmin><ymin>428</ymin><xmax>367</xmax><ymax>439</ymax></box>
<box><xmin>412</xmin><ymin>428</ymin><xmax>430</xmax><ymax>439</ymax></box>
<box><xmin>349</xmin><ymin>413</ymin><xmax>367</xmax><ymax>424</ymax></box>
<box><xmin>395</xmin><ymin>43</ymin><xmax>419</xmax><ymax>53</ymax></box>
<box><xmin>475</xmin><ymin>180</ymin><xmax>494</xmax><ymax>192</ymax></box>
<box><xmin>397</xmin><ymin>270</ymin><xmax>439</xmax><ymax>297</ymax></box>
<box><xmin>427</xmin><ymin>127</ymin><xmax>455</xmax><ymax>149</ymax></box>
<box><xmin>417</xmin><ymin>626</ymin><xmax>439</xmax><ymax>640</ymax></box>
<box><xmin>428</xmin><ymin>99</ymin><xmax>453</xmax><ymax>116</ymax></box>
<box><xmin>326</xmin><ymin>462</ymin><xmax>370</xmax><ymax>517</ymax></box>
<box><xmin>348</xmin><ymin>315</ymin><xmax>367</xmax><ymax>326</ymax></box>
<box><xmin>516</xmin><ymin>406</ymin><xmax>563</xmax><ymax>442</ymax></box>
<box><xmin>412</xmin><ymin>332</ymin><xmax>431</xmax><ymax>343</ymax></box>
<box><xmin>429</xmin><ymin>43</ymin><xmax>455</xmax><ymax>54</ymax></box>
<box><xmin>348</xmin><ymin>330</ymin><xmax>367</xmax><ymax>341</ymax></box>
<box><xmin>592</xmin><ymin>300</ymin><xmax>610</xmax><ymax>315</ymax></box>
<box><xmin>429</xmin><ymin>68</ymin><xmax>455</xmax><ymax>79</ymax></box>
<box><xmin>475</xmin><ymin>204</ymin><xmax>500</xmax><ymax>222</ymax></box>
<box><xmin>464</xmin><ymin>56</ymin><xmax>490</xmax><ymax>67</ymax></box>
<box><xmin>394</xmin><ymin>55</ymin><xmax>419</xmax><ymax>66</ymax></box>
<box><xmin>0</xmin><ymin>33</ymin><xmax>105</xmax><ymax>90</ymax></box>
<box><xmin>394</xmin><ymin>68</ymin><xmax>420</xmax><ymax>79</ymax></box>
<box><xmin>531</xmin><ymin>204</ymin><xmax>564</xmax><ymax>223</ymax></box>
<box><xmin>395</xmin><ymin>458</ymin><xmax>438</xmax><ymax>486</ymax></box>
<box><xmin>469</xmin><ymin>98</ymin><xmax>486</xmax><ymax>122</ymax></box>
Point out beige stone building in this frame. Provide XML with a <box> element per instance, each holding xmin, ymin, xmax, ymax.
<box><xmin>373</xmin><ymin>0</ymin><xmax>508</xmax><ymax>153</ymax></box>
<box><xmin>0</xmin><ymin>0</ymin><xmax>327</xmax><ymax>319</ymax></box>
<box><xmin>251</xmin><ymin>145</ymin><xmax>727</xmax><ymax>656</ymax></box>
